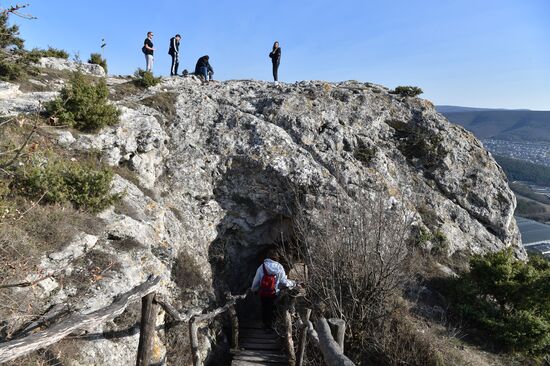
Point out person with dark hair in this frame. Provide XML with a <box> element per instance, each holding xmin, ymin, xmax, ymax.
<box><xmin>194</xmin><ymin>55</ymin><xmax>214</xmax><ymax>82</ymax></box>
<box><xmin>251</xmin><ymin>248</ymin><xmax>295</xmax><ymax>329</ymax></box>
<box><xmin>168</xmin><ymin>34</ymin><xmax>181</xmax><ymax>76</ymax></box>
<box><xmin>142</xmin><ymin>31</ymin><xmax>155</xmax><ymax>72</ymax></box>
<box><xmin>269</xmin><ymin>41</ymin><xmax>281</xmax><ymax>82</ymax></box>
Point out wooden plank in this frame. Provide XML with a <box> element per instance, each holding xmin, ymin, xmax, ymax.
<box><xmin>0</xmin><ymin>276</ymin><xmax>161</xmax><ymax>364</ymax></box>
<box><xmin>240</xmin><ymin>343</ymin><xmax>282</xmax><ymax>351</ymax></box>
<box><xmin>240</xmin><ymin>333</ymin><xmax>279</xmax><ymax>340</ymax></box>
<box><xmin>240</xmin><ymin>329</ymin><xmax>278</xmax><ymax>337</ymax></box>
<box><xmin>240</xmin><ymin>338</ymin><xmax>281</xmax><ymax>345</ymax></box>
<box><xmin>231</xmin><ymin>350</ymin><xmax>286</xmax><ymax>358</ymax></box>
<box><xmin>233</xmin><ymin>354</ymin><xmax>288</xmax><ymax>362</ymax></box>
<box><xmin>232</xmin><ymin>361</ymin><xmax>288</xmax><ymax>366</ymax></box>
<box><xmin>232</xmin><ymin>362</ymin><xmax>288</xmax><ymax>366</ymax></box>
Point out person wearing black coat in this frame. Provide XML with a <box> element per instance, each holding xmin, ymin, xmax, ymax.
<box><xmin>269</xmin><ymin>41</ymin><xmax>281</xmax><ymax>82</ymax></box>
<box><xmin>168</xmin><ymin>34</ymin><xmax>181</xmax><ymax>76</ymax></box>
<box><xmin>194</xmin><ymin>55</ymin><xmax>214</xmax><ymax>82</ymax></box>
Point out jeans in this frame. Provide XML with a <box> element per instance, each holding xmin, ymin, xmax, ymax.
<box><xmin>145</xmin><ymin>54</ymin><xmax>154</xmax><ymax>72</ymax></box>
<box><xmin>170</xmin><ymin>54</ymin><xmax>179</xmax><ymax>76</ymax></box>
<box><xmin>199</xmin><ymin>66</ymin><xmax>210</xmax><ymax>81</ymax></box>
<box><xmin>272</xmin><ymin>61</ymin><xmax>279</xmax><ymax>81</ymax></box>
<box><xmin>260</xmin><ymin>296</ymin><xmax>275</xmax><ymax>328</ymax></box>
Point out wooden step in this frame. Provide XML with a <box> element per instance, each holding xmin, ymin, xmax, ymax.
<box><xmin>232</xmin><ymin>350</ymin><xmax>288</xmax><ymax>362</ymax></box>
<box><xmin>232</xmin><ymin>360</ymin><xmax>288</xmax><ymax>366</ymax></box>
<box><xmin>240</xmin><ymin>342</ymin><xmax>282</xmax><ymax>351</ymax></box>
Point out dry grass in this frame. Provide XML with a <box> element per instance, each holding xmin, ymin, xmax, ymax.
<box><xmin>171</xmin><ymin>250</ymin><xmax>208</xmax><ymax>295</ymax></box>
<box><xmin>141</xmin><ymin>92</ymin><xmax>178</xmax><ymax>122</ymax></box>
<box><xmin>0</xmin><ymin>204</ymin><xmax>104</xmax><ymax>338</ymax></box>
<box><xmin>109</xmin><ymin>80</ymin><xmax>142</xmax><ymax>101</ymax></box>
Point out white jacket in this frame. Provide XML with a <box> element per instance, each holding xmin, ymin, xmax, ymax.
<box><xmin>251</xmin><ymin>259</ymin><xmax>295</xmax><ymax>294</ymax></box>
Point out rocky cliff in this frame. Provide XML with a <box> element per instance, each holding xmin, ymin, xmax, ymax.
<box><xmin>0</xmin><ymin>59</ymin><xmax>523</xmax><ymax>365</ymax></box>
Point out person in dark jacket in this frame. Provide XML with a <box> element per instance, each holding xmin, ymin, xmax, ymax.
<box><xmin>142</xmin><ymin>31</ymin><xmax>155</xmax><ymax>72</ymax></box>
<box><xmin>269</xmin><ymin>41</ymin><xmax>281</xmax><ymax>82</ymax></box>
<box><xmin>168</xmin><ymin>34</ymin><xmax>181</xmax><ymax>76</ymax></box>
<box><xmin>194</xmin><ymin>55</ymin><xmax>214</xmax><ymax>82</ymax></box>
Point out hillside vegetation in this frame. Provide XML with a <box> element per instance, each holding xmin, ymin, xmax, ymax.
<box><xmin>495</xmin><ymin>155</ymin><xmax>550</xmax><ymax>187</ymax></box>
<box><xmin>441</xmin><ymin>109</ymin><xmax>550</xmax><ymax>142</ymax></box>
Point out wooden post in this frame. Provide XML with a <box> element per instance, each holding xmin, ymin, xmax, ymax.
<box><xmin>136</xmin><ymin>292</ymin><xmax>157</xmax><ymax>366</ymax></box>
<box><xmin>315</xmin><ymin>318</ymin><xmax>355</xmax><ymax>366</ymax></box>
<box><xmin>226</xmin><ymin>293</ymin><xmax>239</xmax><ymax>350</ymax></box>
<box><xmin>284</xmin><ymin>308</ymin><xmax>296</xmax><ymax>366</ymax></box>
<box><xmin>189</xmin><ymin>317</ymin><xmax>201</xmax><ymax>366</ymax></box>
<box><xmin>296</xmin><ymin>308</ymin><xmax>311</xmax><ymax>366</ymax></box>
<box><xmin>327</xmin><ymin>318</ymin><xmax>346</xmax><ymax>352</ymax></box>
<box><xmin>228</xmin><ymin>304</ymin><xmax>239</xmax><ymax>349</ymax></box>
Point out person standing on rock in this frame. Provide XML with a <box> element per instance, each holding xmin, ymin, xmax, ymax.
<box><xmin>269</xmin><ymin>41</ymin><xmax>281</xmax><ymax>82</ymax></box>
<box><xmin>142</xmin><ymin>31</ymin><xmax>155</xmax><ymax>72</ymax></box>
<box><xmin>194</xmin><ymin>55</ymin><xmax>214</xmax><ymax>82</ymax></box>
<box><xmin>168</xmin><ymin>34</ymin><xmax>181</xmax><ymax>76</ymax></box>
<box><xmin>251</xmin><ymin>248</ymin><xmax>295</xmax><ymax>329</ymax></box>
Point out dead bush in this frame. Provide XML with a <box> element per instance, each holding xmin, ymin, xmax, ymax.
<box><xmin>172</xmin><ymin>250</ymin><xmax>208</xmax><ymax>293</ymax></box>
<box><xmin>292</xmin><ymin>190</ymin><xmax>435</xmax><ymax>365</ymax></box>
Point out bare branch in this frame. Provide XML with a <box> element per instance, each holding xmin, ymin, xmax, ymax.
<box><xmin>1</xmin><ymin>4</ymin><xmax>35</xmax><ymax>19</ymax></box>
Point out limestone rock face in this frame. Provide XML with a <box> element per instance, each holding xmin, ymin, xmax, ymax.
<box><xmin>36</xmin><ymin>57</ymin><xmax>106</xmax><ymax>77</ymax></box>
<box><xmin>0</xmin><ymin>81</ymin><xmax>57</xmax><ymax>116</ymax></box>
<box><xmin>0</xmin><ymin>69</ymin><xmax>524</xmax><ymax>365</ymax></box>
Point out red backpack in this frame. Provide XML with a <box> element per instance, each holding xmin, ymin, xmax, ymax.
<box><xmin>259</xmin><ymin>263</ymin><xmax>277</xmax><ymax>298</ymax></box>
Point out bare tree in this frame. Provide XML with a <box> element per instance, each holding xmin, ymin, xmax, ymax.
<box><xmin>290</xmin><ymin>189</ymin><xmax>421</xmax><ymax>360</ymax></box>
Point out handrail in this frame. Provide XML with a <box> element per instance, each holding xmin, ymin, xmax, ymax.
<box><xmin>0</xmin><ymin>275</ymin><xmax>161</xmax><ymax>364</ymax></box>
<box><xmin>189</xmin><ymin>289</ymin><xmax>250</xmax><ymax>366</ymax></box>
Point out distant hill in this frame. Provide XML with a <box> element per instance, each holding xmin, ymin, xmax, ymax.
<box><xmin>437</xmin><ymin>106</ymin><xmax>550</xmax><ymax>142</ymax></box>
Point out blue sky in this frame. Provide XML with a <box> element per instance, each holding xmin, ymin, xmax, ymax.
<box><xmin>12</xmin><ymin>0</ymin><xmax>550</xmax><ymax>110</ymax></box>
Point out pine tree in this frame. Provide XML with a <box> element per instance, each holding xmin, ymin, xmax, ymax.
<box><xmin>0</xmin><ymin>11</ymin><xmax>24</xmax><ymax>50</ymax></box>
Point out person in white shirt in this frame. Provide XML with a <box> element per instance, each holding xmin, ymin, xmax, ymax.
<box><xmin>251</xmin><ymin>249</ymin><xmax>295</xmax><ymax>329</ymax></box>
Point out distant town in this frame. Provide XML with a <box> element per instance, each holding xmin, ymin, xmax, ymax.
<box><xmin>483</xmin><ymin>139</ymin><xmax>550</xmax><ymax>167</ymax></box>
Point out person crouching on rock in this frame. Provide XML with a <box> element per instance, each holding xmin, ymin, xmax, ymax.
<box><xmin>194</xmin><ymin>55</ymin><xmax>214</xmax><ymax>83</ymax></box>
<box><xmin>251</xmin><ymin>248</ymin><xmax>295</xmax><ymax>330</ymax></box>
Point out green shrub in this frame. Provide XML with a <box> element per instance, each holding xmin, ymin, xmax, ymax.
<box><xmin>14</xmin><ymin>154</ymin><xmax>121</xmax><ymax>213</ymax></box>
<box><xmin>45</xmin><ymin>71</ymin><xmax>120</xmax><ymax>131</ymax></box>
<box><xmin>393</xmin><ymin>86</ymin><xmax>423</xmax><ymax>97</ymax></box>
<box><xmin>0</xmin><ymin>58</ymin><xmax>25</xmax><ymax>81</ymax></box>
<box><xmin>442</xmin><ymin>249</ymin><xmax>550</xmax><ymax>356</ymax></box>
<box><xmin>133</xmin><ymin>68</ymin><xmax>161</xmax><ymax>88</ymax></box>
<box><xmin>88</xmin><ymin>53</ymin><xmax>107</xmax><ymax>73</ymax></box>
<box><xmin>26</xmin><ymin>47</ymin><xmax>69</xmax><ymax>61</ymax></box>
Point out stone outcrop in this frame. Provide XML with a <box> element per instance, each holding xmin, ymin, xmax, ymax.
<box><xmin>35</xmin><ymin>56</ymin><xmax>106</xmax><ymax>77</ymax></box>
<box><xmin>0</xmin><ymin>60</ymin><xmax>524</xmax><ymax>365</ymax></box>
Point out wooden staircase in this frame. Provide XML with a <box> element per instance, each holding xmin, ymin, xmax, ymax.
<box><xmin>231</xmin><ymin>320</ymin><xmax>289</xmax><ymax>366</ymax></box>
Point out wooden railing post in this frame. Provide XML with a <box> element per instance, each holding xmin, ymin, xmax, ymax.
<box><xmin>189</xmin><ymin>317</ymin><xmax>201</xmax><ymax>366</ymax></box>
<box><xmin>226</xmin><ymin>293</ymin><xmax>239</xmax><ymax>350</ymax></box>
<box><xmin>296</xmin><ymin>308</ymin><xmax>311</xmax><ymax>366</ymax></box>
<box><xmin>327</xmin><ymin>318</ymin><xmax>346</xmax><ymax>352</ymax></box>
<box><xmin>283</xmin><ymin>294</ymin><xmax>297</xmax><ymax>366</ymax></box>
<box><xmin>136</xmin><ymin>292</ymin><xmax>157</xmax><ymax>366</ymax></box>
